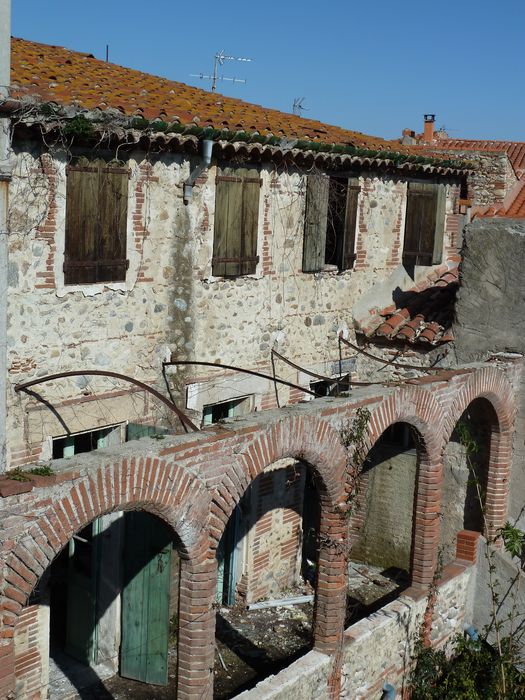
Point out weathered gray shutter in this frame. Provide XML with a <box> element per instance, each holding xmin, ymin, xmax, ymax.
<box><xmin>64</xmin><ymin>164</ymin><xmax>99</xmax><ymax>284</ymax></box>
<box><xmin>98</xmin><ymin>165</ymin><xmax>129</xmax><ymax>282</ymax></box>
<box><xmin>402</xmin><ymin>182</ymin><xmax>438</xmax><ymax>266</ymax></box>
<box><xmin>212</xmin><ymin>167</ymin><xmax>261</xmax><ymax>276</ymax></box>
<box><xmin>432</xmin><ymin>183</ymin><xmax>446</xmax><ymax>265</ymax></box>
<box><xmin>302</xmin><ymin>173</ymin><xmax>329</xmax><ymax>272</ymax></box>
<box><xmin>342</xmin><ymin>181</ymin><xmax>360</xmax><ymax>270</ymax></box>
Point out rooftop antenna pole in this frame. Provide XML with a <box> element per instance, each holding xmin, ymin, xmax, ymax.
<box><xmin>191</xmin><ymin>50</ymin><xmax>253</xmax><ymax>92</ymax></box>
<box><xmin>105</xmin><ymin>44</ymin><xmax>109</xmax><ymax>63</ymax></box>
<box><xmin>292</xmin><ymin>97</ymin><xmax>308</xmax><ymax>116</ymax></box>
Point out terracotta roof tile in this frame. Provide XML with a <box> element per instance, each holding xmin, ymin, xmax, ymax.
<box><xmin>9</xmin><ymin>36</ymin><xmax>406</xmax><ymax>151</ymax></box>
<box><xmin>475</xmin><ymin>180</ymin><xmax>525</xmax><ymax>219</ymax></box>
<box><xmin>433</xmin><ymin>139</ymin><xmax>525</xmax><ymax>177</ymax></box>
<box><xmin>356</xmin><ymin>266</ymin><xmax>458</xmax><ymax>347</ymax></box>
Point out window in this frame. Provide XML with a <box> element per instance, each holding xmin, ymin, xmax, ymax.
<box><xmin>52</xmin><ymin>424</ymin><xmax>123</xmax><ymax>458</ymax></box>
<box><xmin>303</xmin><ymin>173</ymin><xmax>360</xmax><ymax>273</ymax></box>
<box><xmin>64</xmin><ymin>159</ymin><xmax>129</xmax><ymax>284</ymax></box>
<box><xmin>212</xmin><ymin>167</ymin><xmax>261</xmax><ymax>276</ymax></box>
<box><xmin>202</xmin><ymin>396</ymin><xmax>251</xmax><ymax>426</ymax></box>
<box><xmin>310</xmin><ymin>374</ymin><xmax>350</xmax><ymax>397</ymax></box>
<box><xmin>402</xmin><ymin>182</ymin><xmax>446</xmax><ymax>267</ymax></box>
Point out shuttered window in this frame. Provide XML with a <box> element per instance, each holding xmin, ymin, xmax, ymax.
<box><xmin>402</xmin><ymin>182</ymin><xmax>446</xmax><ymax>267</ymax></box>
<box><xmin>303</xmin><ymin>174</ymin><xmax>360</xmax><ymax>272</ymax></box>
<box><xmin>212</xmin><ymin>167</ymin><xmax>261</xmax><ymax>277</ymax></box>
<box><xmin>64</xmin><ymin>160</ymin><xmax>129</xmax><ymax>285</ymax></box>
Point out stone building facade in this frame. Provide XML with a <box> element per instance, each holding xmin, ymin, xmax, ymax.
<box><xmin>0</xmin><ymin>32</ymin><xmax>523</xmax><ymax>700</ymax></box>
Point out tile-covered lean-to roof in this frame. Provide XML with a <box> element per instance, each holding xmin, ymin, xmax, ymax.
<box><xmin>432</xmin><ymin>139</ymin><xmax>525</xmax><ymax>177</ymax></box>
<box><xmin>9</xmin><ymin>37</ymin><xmax>397</xmax><ymax>151</ymax></box>
<box><xmin>357</xmin><ymin>266</ymin><xmax>458</xmax><ymax>346</ymax></box>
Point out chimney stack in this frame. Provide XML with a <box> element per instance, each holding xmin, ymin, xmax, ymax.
<box><xmin>423</xmin><ymin>114</ymin><xmax>435</xmax><ymax>143</ymax></box>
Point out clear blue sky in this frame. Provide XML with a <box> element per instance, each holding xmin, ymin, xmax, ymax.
<box><xmin>11</xmin><ymin>0</ymin><xmax>525</xmax><ymax>142</ymax></box>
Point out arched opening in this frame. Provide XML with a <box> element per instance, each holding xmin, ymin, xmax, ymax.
<box><xmin>347</xmin><ymin>421</ymin><xmax>420</xmax><ymax>624</ymax></box>
<box><xmin>441</xmin><ymin>398</ymin><xmax>495</xmax><ymax>565</ymax></box>
<box><xmin>213</xmin><ymin>458</ymin><xmax>321</xmax><ymax>699</ymax></box>
<box><xmin>16</xmin><ymin>509</ymin><xmax>182</xmax><ymax>699</ymax></box>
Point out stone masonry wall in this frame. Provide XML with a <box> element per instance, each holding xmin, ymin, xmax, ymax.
<box><xmin>6</xmin><ymin>140</ymin><xmax>462</xmax><ymax>471</ymax></box>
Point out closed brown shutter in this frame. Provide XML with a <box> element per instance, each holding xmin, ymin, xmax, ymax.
<box><xmin>302</xmin><ymin>173</ymin><xmax>329</xmax><ymax>272</ymax></box>
<box><xmin>342</xmin><ymin>181</ymin><xmax>360</xmax><ymax>270</ymax></box>
<box><xmin>64</xmin><ymin>165</ymin><xmax>99</xmax><ymax>284</ymax></box>
<box><xmin>98</xmin><ymin>166</ymin><xmax>129</xmax><ymax>282</ymax></box>
<box><xmin>402</xmin><ymin>182</ymin><xmax>438</xmax><ymax>266</ymax></box>
<box><xmin>64</xmin><ymin>160</ymin><xmax>129</xmax><ymax>285</ymax></box>
<box><xmin>212</xmin><ymin>167</ymin><xmax>261</xmax><ymax>277</ymax></box>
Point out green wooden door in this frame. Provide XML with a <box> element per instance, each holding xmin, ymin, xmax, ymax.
<box><xmin>65</xmin><ymin>519</ymin><xmax>100</xmax><ymax>664</ymax></box>
<box><xmin>121</xmin><ymin>511</ymin><xmax>172</xmax><ymax>686</ymax></box>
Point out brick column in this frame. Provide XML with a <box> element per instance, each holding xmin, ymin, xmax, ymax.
<box><xmin>411</xmin><ymin>455</ymin><xmax>443</xmax><ymax>588</ymax></box>
<box><xmin>176</xmin><ymin>553</ymin><xmax>216</xmax><ymax>700</ymax></box>
<box><xmin>484</xmin><ymin>430</ymin><xmax>512</xmax><ymax>541</ymax></box>
<box><xmin>313</xmin><ymin>507</ymin><xmax>348</xmax><ymax>654</ymax></box>
<box><xmin>0</xmin><ymin>640</ymin><xmax>15</xmax><ymax>700</ymax></box>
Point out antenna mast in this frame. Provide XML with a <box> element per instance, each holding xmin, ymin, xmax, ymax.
<box><xmin>292</xmin><ymin>97</ymin><xmax>308</xmax><ymax>116</ymax></box>
<box><xmin>191</xmin><ymin>50</ymin><xmax>253</xmax><ymax>92</ymax></box>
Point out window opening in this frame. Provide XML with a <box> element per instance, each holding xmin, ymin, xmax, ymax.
<box><xmin>212</xmin><ymin>167</ymin><xmax>261</xmax><ymax>277</ymax></box>
<box><xmin>64</xmin><ymin>159</ymin><xmax>129</xmax><ymax>285</ymax></box>
<box><xmin>202</xmin><ymin>396</ymin><xmax>252</xmax><ymax>426</ymax></box>
<box><xmin>52</xmin><ymin>424</ymin><xmax>123</xmax><ymax>459</ymax></box>
<box><xmin>402</xmin><ymin>181</ymin><xmax>446</xmax><ymax>267</ymax></box>
<box><xmin>303</xmin><ymin>173</ymin><xmax>359</xmax><ymax>273</ymax></box>
<box><xmin>310</xmin><ymin>374</ymin><xmax>350</xmax><ymax>397</ymax></box>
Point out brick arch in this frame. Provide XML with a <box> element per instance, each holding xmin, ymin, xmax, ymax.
<box><xmin>208</xmin><ymin>413</ymin><xmax>349</xmax><ymax>662</ymax></box>
<box><xmin>0</xmin><ymin>456</ymin><xmax>212</xmax><ymax>700</ymax></box>
<box><xmin>442</xmin><ymin>367</ymin><xmax>517</xmax><ymax>539</ymax></box>
<box><xmin>209</xmin><ymin>414</ymin><xmax>347</xmax><ymax>544</ymax></box>
<box><xmin>361</xmin><ymin>386</ymin><xmax>445</xmax><ymax>588</ymax></box>
<box><xmin>442</xmin><ymin>366</ymin><xmax>516</xmax><ymax>445</ymax></box>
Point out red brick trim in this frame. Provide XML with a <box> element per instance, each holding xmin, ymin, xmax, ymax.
<box><xmin>443</xmin><ymin>367</ymin><xmax>516</xmax><ymax>538</ymax></box>
<box><xmin>0</xmin><ymin>457</ymin><xmax>211</xmax><ymax>700</ymax></box>
<box><xmin>365</xmin><ymin>387</ymin><xmax>445</xmax><ymax>588</ymax></box>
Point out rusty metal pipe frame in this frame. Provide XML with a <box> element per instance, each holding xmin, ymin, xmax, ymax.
<box><xmin>271</xmin><ymin>349</ymin><xmax>380</xmax><ymax>387</ymax></box>
<box><xmin>339</xmin><ymin>334</ymin><xmax>443</xmax><ymax>373</ymax></box>
<box><xmin>14</xmin><ymin>370</ymin><xmax>199</xmax><ymax>432</ymax></box>
<box><xmin>163</xmin><ymin>360</ymin><xmax>318</xmax><ymax>397</ymax></box>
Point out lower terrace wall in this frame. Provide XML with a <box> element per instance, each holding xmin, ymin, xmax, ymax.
<box><xmin>0</xmin><ymin>361</ymin><xmax>520</xmax><ymax>700</ymax></box>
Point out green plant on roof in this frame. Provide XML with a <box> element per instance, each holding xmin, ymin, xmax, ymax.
<box><xmin>63</xmin><ymin>114</ymin><xmax>94</xmax><ymax>139</ymax></box>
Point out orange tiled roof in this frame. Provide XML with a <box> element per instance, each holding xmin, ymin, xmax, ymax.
<box><xmin>474</xmin><ymin>180</ymin><xmax>525</xmax><ymax>219</ymax></box>
<box><xmin>431</xmin><ymin>139</ymin><xmax>525</xmax><ymax>177</ymax></box>
<box><xmin>357</xmin><ymin>266</ymin><xmax>458</xmax><ymax>346</ymax></box>
<box><xmin>10</xmin><ymin>37</ymin><xmax>399</xmax><ymax>151</ymax></box>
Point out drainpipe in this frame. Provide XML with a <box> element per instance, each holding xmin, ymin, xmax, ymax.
<box><xmin>0</xmin><ymin>0</ymin><xmax>12</xmax><ymax>473</ymax></box>
<box><xmin>183</xmin><ymin>139</ymin><xmax>214</xmax><ymax>203</ymax></box>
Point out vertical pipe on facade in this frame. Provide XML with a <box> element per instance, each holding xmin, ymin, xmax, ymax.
<box><xmin>0</xmin><ymin>0</ymin><xmax>12</xmax><ymax>473</ymax></box>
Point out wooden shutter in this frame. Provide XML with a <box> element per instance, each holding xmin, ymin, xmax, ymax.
<box><xmin>64</xmin><ymin>165</ymin><xmax>99</xmax><ymax>284</ymax></box>
<box><xmin>212</xmin><ymin>167</ymin><xmax>261</xmax><ymax>277</ymax></box>
<box><xmin>98</xmin><ymin>166</ymin><xmax>129</xmax><ymax>282</ymax></box>
<box><xmin>303</xmin><ymin>173</ymin><xmax>329</xmax><ymax>272</ymax></box>
<box><xmin>64</xmin><ymin>160</ymin><xmax>129</xmax><ymax>284</ymax></box>
<box><xmin>402</xmin><ymin>182</ymin><xmax>438</xmax><ymax>266</ymax></box>
<box><xmin>342</xmin><ymin>181</ymin><xmax>360</xmax><ymax>270</ymax></box>
<box><xmin>432</xmin><ymin>183</ymin><xmax>446</xmax><ymax>265</ymax></box>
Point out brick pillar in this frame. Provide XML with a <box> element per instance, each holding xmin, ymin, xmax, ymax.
<box><xmin>0</xmin><ymin>640</ymin><xmax>15</xmax><ymax>700</ymax></box>
<box><xmin>313</xmin><ymin>506</ymin><xmax>347</xmax><ymax>698</ymax></box>
<box><xmin>176</xmin><ymin>554</ymin><xmax>216</xmax><ymax>700</ymax></box>
<box><xmin>456</xmin><ymin>530</ymin><xmax>481</xmax><ymax>563</ymax></box>
<box><xmin>484</xmin><ymin>430</ymin><xmax>511</xmax><ymax>541</ymax></box>
<box><xmin>411</xmin><ymin>455</ymin><xmax>443</xmax><ymax>588</ymax></box>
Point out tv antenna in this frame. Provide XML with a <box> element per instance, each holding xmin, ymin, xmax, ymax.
<box><xmin>292</xmin><ymin>97</ymin><xmax>308</xmax><ymax>116</ymax></box>
<box><xmin>191</xmin><ymin>50</ymin><xmax>253</xmax><ymax>92</ymax></box>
